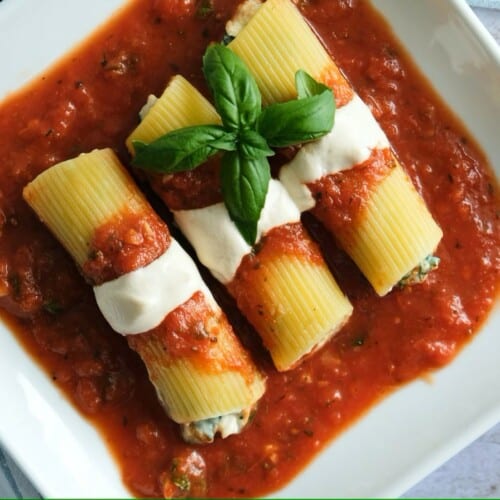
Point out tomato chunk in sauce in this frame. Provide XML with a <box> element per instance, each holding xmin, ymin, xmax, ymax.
<box><xmin>0</xmin><ymin>0</ymin><xmax>498</xmax><ymax>498</ymax></box>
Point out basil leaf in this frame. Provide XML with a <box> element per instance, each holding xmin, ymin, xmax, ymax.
<box><xmin>239</xmin><ymin>129</ymin><xmax>274</xmax><ymax>160</ymax></box>
<box><xmin>257</xmin><ymin>89</ymin><xmax>335</xmax><ymax>147</ymax></box>
<box><xmin>203</xmin><ymin>44</ymin><xmax>261</xmax><ymax>131</ymax></box>
<box><xmin>220</xmin><ymin>151</ymin><xmax>270</xmax><ymax>245</ymax></box>
<box><xmin>132</xmin><ymin>125</ymin><xmax>237</xmax><ymax>172</ymax></box>
<box><xmin>295</xmin><ymin>69</ymin><xmax>331</xmax><ymax>98</ymax></box>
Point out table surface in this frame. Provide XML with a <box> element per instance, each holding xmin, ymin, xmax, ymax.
<box><xmin>0</xmin><ymin>3</ymin><xmax>499</xmax><ymax>499</ymax></box>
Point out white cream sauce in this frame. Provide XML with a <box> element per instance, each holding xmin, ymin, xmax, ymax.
<box><xmin>93</xmin><ymin>239</ymin><xmax>214</xmax><ymax>335</ymax></box>
<box><xmin>174</xmin><ymin>179</ymin><xmax>300</xmax><ymax>284</ymax></box>
<box><xmin>279</xmin><ymin>94</ymin><xmax>390</xmax><ymax>211</ymax></box>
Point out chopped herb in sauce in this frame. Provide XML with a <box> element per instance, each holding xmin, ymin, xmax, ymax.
<box><xmin>196</xmin><ymin>0</ymin><xmax>214</xmax><ymax>18</ymax></box>
<box><xmin>43</xmin><ymin>299</ymin><xmax>63</xmax><ymax>315</ymax></box>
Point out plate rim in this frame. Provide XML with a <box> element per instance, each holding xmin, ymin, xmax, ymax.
<box><xmin>0</xmin><ymin>0</ymin><xmax>499</xmax><ymax>498</ymax></box>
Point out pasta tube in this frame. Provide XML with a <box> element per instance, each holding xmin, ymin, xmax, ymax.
<box><xmin>228</xmin><ymin>0</ymin><xmax>353</xmax><ymax>107</ymax></box>
<box><xmin>23</xmin><ymin>148</ymin><xmax>265</xmax><ymax>443</ymax></box>
<box><xmin>127</xmin><ymin>76</ymin><xmax>353</xmax><ymax>371</ymax></box>
<box><xmin>228</xmin><ymin>0</ymin><xmax>443</xmax><ymax>296</ymax></box>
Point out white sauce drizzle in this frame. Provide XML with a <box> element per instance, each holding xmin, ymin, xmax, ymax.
<box><xmin>279</xmin><ymin>94</ymin><xmax>390</xmax><ymax>211</ymax></box>
<box><xmin>139</xmin><ymin>94</ymin><xmax>158</xmax><ymax>120</ymax></box>
<box><xmin>174</xmin><ymin>179</ymin><xmax>301</xmax><ymax>284</ymax></box>
<box><xmin>93</xmin><ymin>239</ymin><xmax>215</xmax><ymax>335</ymax></box>
<box><xmin>225</xmin><ymin>0</ymin><xmax>263</xmax><ymax>37</ymax></box>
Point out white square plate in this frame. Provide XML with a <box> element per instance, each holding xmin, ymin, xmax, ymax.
<box><xmin>0</xmin><ymin>0</ymin><xmax>498</xmax><ymax>497</ymax></box>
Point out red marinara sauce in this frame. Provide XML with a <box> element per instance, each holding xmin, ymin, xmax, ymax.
<box><xmin>83</xmin><ymin>209</ymin><xmax>170</xmax><ymax>285</ymax></box>
<box><xmin>0</xmin><ymin>0</ymin><xmax>498</xmax><ymax>497</ymax></box>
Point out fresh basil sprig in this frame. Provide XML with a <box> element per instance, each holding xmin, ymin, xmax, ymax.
<box><xmin>132</xmin><ymin>44</ymin><xmax>335</xmax><ymax>245</ymax></box>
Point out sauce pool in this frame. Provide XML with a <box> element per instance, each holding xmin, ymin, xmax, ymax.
<box><xmin>0</xmin><ymin>0</ymin><xmax>498</xmax><ymax>497</ymax></box>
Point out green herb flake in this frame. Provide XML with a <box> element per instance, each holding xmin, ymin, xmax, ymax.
<box><xmin>196</xmin><ymin>0</ymin><xmax>214</xmax><ymax>19</ymax></box>
<box><xmin>8</xmin><ymin>274</ymin><xmax>20</xmax><ymax>297</ymax></box>
<box><xmin>173</xmin><ymin>474</ymin><xmax>190</xmax><ymax>491</ymax></box>
<box><xmin>352</xmin><ymin>335</ymin><xmax>365</xmax><ymax>347</ymax></box>
<box><xmin>43</xmin><ymin>300</ymin><xmax>63</xmax><ymax>315</ymax></box>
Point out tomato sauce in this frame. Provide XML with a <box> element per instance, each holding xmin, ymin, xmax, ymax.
<box><xmin>129</xmin><ymin>291</ymin><xmax>255</xmax><ymax>376</ymax></box>
<box><xmin>84</xmin><ymin>209</ymin><xmax>170</xmax><ymax>284</ymax></box>
<box><xmin>308</xmin><ymin>148</ymin><xmax>395</xmax><ymax>239</ymax></box>
<box><xmin>0</xmin><ymin>0</ymin><xmax>498</xmax><ymax>498</ymax></box>
<box><xmin>317</xmin><ymin>63</ymin><xmax>353</xmax><ymax>108</ymax></box>
<box><xmin>148</xmin><ymin>156</ymin><xmax>224</xmax><ymax>210</ymax></box>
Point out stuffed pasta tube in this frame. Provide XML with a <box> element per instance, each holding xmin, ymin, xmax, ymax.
<box><xmin>23</xmin><ymin>148</ymin><xmax>265</xmax><ymax>444</ymax></box>
<box><xmin>127</xmin><ymin>75</ymin><xmax>353</xmax><ymax>372</ymax></box>
<box><xmin>228</xmin><ymin>0</ymin><xmax>443</xmax><ymax>296</ymax></box>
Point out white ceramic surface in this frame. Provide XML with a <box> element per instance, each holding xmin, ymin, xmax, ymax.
<box><xmin>0</xmin><ymin>0</ymin><xmax>498</xmax><ymax>498</ymax></box>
